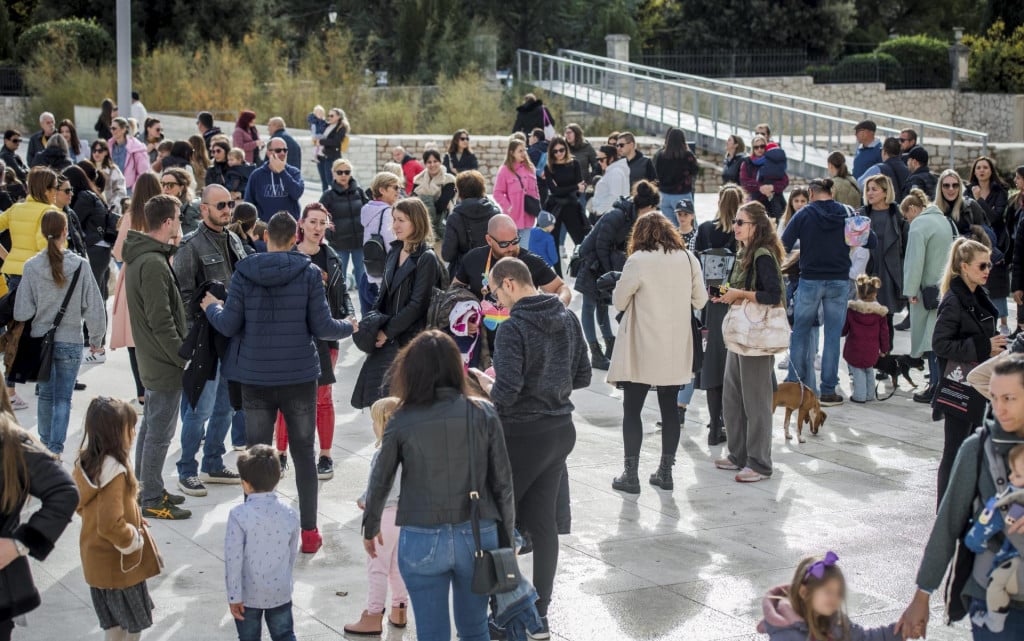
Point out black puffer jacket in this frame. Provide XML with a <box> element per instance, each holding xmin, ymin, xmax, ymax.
<box><xmin>70</xmin><ymin>189</ymin><xmax>112</xmax><ymax>247</ymax></box>
<box><xmin>904</xmin><ymin>167</ymin><xmax>937</xmax><ymax>201</ymax></box>
<box><xmin>512</xmin><ymin>100</ymin><xmax>552</xmax><ymax>137</ymax></box>
<box><xmin>441</xmin><ymin>197</ymin><xmax>500</xmax><ymax>274</ymax></box>
<box><xmin>443</xmin><ymin>151</ymin><xmax>479</xmax><ymax>175</ymax></box>
<box><xmin>722</xmin><ymin>153</ymin><xmax>746</xmax><ymax>185</ymax></box>
<box><xmin>574</xmin><ymin>197</ymin><xmax>637</xmax><ymax>297</ymax></box>
<box><xmin>205</xmin><ymin>161</ymin><xmax>228</xmax><ymax>188</ymax></box>
<box><xmin>362</xmin><ymin>389</ymin><xmax>516</xmax><ymax>547</ymax></box>
<box><xmin>321</xmin><ymin>179</ymin><xmax>368</xmax><ymax>251</ymax></box>
<box><xmin>30</xmin><ymin>147</ymin><xmax>71</xmax><ymax>172</ymax></box>
<box><xmin>932</xmin><ymin>275</ymin><xmax>998</xmax><ymax>368</ymax></box>
<box><xmin>0</xmin><ymin>147</ymin><xmax>28</xmax><ymax>182</ymax></box>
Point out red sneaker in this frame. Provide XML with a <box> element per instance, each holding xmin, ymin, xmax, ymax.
<box><xmin>301</xmin><ymin>528</ymin><xmax>322</xmax><ymax>554</ymax></box>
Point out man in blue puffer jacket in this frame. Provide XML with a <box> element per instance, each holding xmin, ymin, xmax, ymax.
<box><xmin>201</xmin><ymin>212</ymin><xmax>357</xmax><ymax>554</ymax></box>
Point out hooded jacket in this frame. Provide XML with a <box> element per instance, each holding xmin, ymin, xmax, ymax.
<box><xmin>842</xmin><ymin>299</ymin><xmax>890</xmax><ymax>368</ymax></box>
<box><xmin>204</xmin><ymin>250</ymin><xmax>354</xmax><ymax>386</ymax></box>
<box><xmin>442</xmin><ymin>197</ymin><xmax>500</xmax><ymax>274</ymax></box>
<box><xmin>512</xmin><ymin>99</ymin><xmax>552</xmax><ymax>137</ymax></box>
<box><xmin>782</xmin><ymin>199</ymin><xmax>876</xmax><ymax>281</ymax></box>
<box><xmin>242</xmin><ymin>161</ymin><xmax>305</xmax><ymax>221</ymax></box>
<box><xmin>757</xmin><ymin>585</ymin><xmax>898</xmax><ymax>641</ymax></box>
<box><xmin>490</xmin><ymin>293</ymin><xmax>591</xmax><ymax>425</ymax></box>
<box><xmin>575</xmin><ymin>196</ymin><xmax>636</xmax><ymax>297</ymax></box>
<box><xmin>321</xmin><ymin>179</ymin><xmax>369</xmax><ymax>251</ymax></box>
<box><xmin>123</xmin><ymin>230</ymin><xmax>188</xmax><ymax>391</ymax></box>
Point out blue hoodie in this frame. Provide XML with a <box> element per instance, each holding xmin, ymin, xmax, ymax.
<box><xmin>781</xmin><ymin>199</ymin><xmax>876</xmax><ymax>281</ymax></box>
<box><xmin>205</xmin><ymin>251</ymin><xmax>354</xmax><ymax>386</ymax></box>
<box><xmin>242</xmin><ymin>161</ymin><xmax>305</xmax><ymax>221</ymax></box>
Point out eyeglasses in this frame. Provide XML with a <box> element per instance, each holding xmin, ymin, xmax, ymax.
<box><xmin>552</xmin><ymin>147</ymin><xmax>566</xmax><ymax>154</ymax></box>
<box><xmin>615</xmin><ymin>143</ymin><xmax>628</xmax><ymax>148</ymax></box>
<box><xmin>386</xmin><ymin>184</ymin><xmax>400</xmax><ymax>191</ymax></box>
<box><xmin>92</xmin><ymin>147</ymin><xmax>104</xmax><ymax>153</ymax></box>
<box><xmin>493</xmin><ymin>236</ymin><xmax>520</xmax><ymax>249</ymax></box>
<box><xmin>976</xmin><ymin>262</ymin><xmax>992</xmax><ymax>271</ymax></box>
<box><xmin>268</xmin><ymin>148</ymin><xmax>287</xmax><ymax>155</ymax></box>
<box><xmin>334</xmin><ymin>170</ymin><xmax>351</xmax><ymax>176</ymax></box>
<box><xmin>161</xmin><ymin>181</ymin><xmax>181</xmax><ymax>188</ymax></box>
<box><xmin>10</xmin><ymin>139</ymin><xmax>20</xmax><ymax>145</ymax></box>
<box><xmin>58</xmin><ymin>187</ymin><xmax>73</xmax><ymax>194</ymax></box>
<box><xmin>733</xmin><ymin>219</ymin><xmax>752</xmax><ymax>227</ymax></box>
<box><xmin>752</xmin><ymin>145</ymin><xmax>766</xmax><ymax>150</ymax></box>
<box><xmin>899</xmin><ymin>138</ymin><xmax>910</xmax><ymax>143</ymax></box>
<box><xmin>459</xmin><ymin>136</ymin><xmax>469</xmax><ymax>141</ymax></box>
<box><xmin>205</xmin><ymin>200</ymin><xmax>236</xmax><ymax>211</ymax></box>
<box><xmin>941</xmin><ymin>182</ymin><xmax>960</xmax><ymax>189</ymax></box>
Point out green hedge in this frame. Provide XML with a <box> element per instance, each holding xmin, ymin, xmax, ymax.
<box><xmin>964</xmin><ymin>20</ymin><xmax>1024</xmax><ymax>93</ymax></box>
<box><xmin>808</xmin><ymin>53</ymin><xmax>902</xmax><ymax>86</ymax></box>
<box><xmin>876</xmin><ymin>35</ymin><xmax>951</xmax><ymax>88</ymax></box>
<box><xmin>16</xmin><ymin>18</ymin><xmax>112</xmax><ymax>66</ymax></box>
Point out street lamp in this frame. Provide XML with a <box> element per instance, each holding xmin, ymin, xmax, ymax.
<box><xmin>328</xmin><ymin>7</ymin><xmax>338</xmax><ymax>24</ymax></box>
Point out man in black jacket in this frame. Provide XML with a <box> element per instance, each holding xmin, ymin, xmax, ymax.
<box><xmin>616</xmin><ymin>132</ymin><xmax>658</xmax><ymax>186</ymax></box>
<box><xmin>172</xmin><ymin>184</ymin><xmax>248</xmax><ymax>497</ymax></box>
<box><xmin>1</xmin><ymin>130</ymin><xmax>28</xmax><ymax>182</ymax></box>
<box><xmin>26</xmin><ymin>112</ymin><xmax>55</xmax><ymax>165</ymax></box>
<box><xmin>268</xmin><ymin>117</ymin><xmax>302</xmax><ymax>169</ymax></box>
<box><xmin>904</xmin><ymin>147</ymin><xmax>937</xmax><ymax>200</ymax></box>
<box><xmin>471</xmin><ymin>257</ymin><xmax>590</xmax><ymax>636</ymax></box>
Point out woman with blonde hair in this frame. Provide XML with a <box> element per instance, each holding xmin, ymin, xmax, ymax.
<box><xmin>931</xmin><ymin>237</ymin><xmax>1005</xmax><ymax>502</ymax></box>
<box><xmin>935</xmin><ymin>168</ymin><xmax>986</xmax><ymax>234</ymax></box>
<box><xmin>860</xmin><ymin>174</ymin><xmax>906</xmax><ymax>346</ymax></box>
<box><xmin>189</xmin><ymin>134</ymin><xmax>210</xmax><ymax>187</ymax></box>
<box><xmin>493</xmin><ymin>138</ymin><xmax>540</xmax><ymax>245</ymax></box>
<box><xmin>358</xmin><ymin>171</ymin><xmax>402</xmax><ymax>312</ymax></box>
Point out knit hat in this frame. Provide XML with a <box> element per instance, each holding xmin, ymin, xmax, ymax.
<box><xmin>907</xmin><ymin>147</ymin><xmax>929</xmax><ymax>166</ymax></box>
<box><xmin>674</xmin><ymin>199</ymin><xmax>695</xmax><ymax>215</ymax></box>
<box><xmin>536</xmin><ymin>211</ymin><xmax>556</xmax><ymax>229</ymax></box>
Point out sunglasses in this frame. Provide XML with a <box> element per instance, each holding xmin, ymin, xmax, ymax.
<box><xmin>459</xmin><ymin>136</ymin><xmax>469</xmax><ymax>141</ymax></box>
<box><xmin>206</xmin><ymin>200</ymin><xmax>236</xmax><ymax>211</ymax></box>
<box><xmin>552</xmin><ymin>147</ymin><xmax>566</xmax><ymax>154</ymax></box>
<box><xmin>733</xmin><ymin>219</ymin><xmax>752</xmax><ymax>227</ymax></box>
<box><xmin>10</xmin><ymin>139</ymin><xmax>21</xmax><ymax>144</ymax></box>
<box><xmin>493</xmin><ymin>237</ymin><xmax>521</xmax><ymax>249</ymax></box>
<box><xmin>335</xmin><ymin>170</ymin><xmax>351</xmax><ymax>176</ymax></box>
<box><xmin>92</xmin><ymin>147</ymin><xmax>104</xmax><ymax>153</ymax></box>
<box><xmin>58</xmin><ymin>187</ymin><xmax>73</xmax><ymax>194</ymax></box>
<box><xmin>161</xmin><ymin>181</ymin><xmax>181</xmax><ymax>188</ymax></box>
<box><xmin>268</xmin><ymin>148</ymin><xmax>287</xmax><ymax>155</ymax></box>
<box><xmin>615</xmin><ymin>142</ymin><xmax>628</xmax><ymax>148</ymax></box>
<box><xmin>941</xmin><ymin>182</ymin><xmax>960</xmax><ymax>189</ymax></box>
<box><xmin>753</xmin><ymin>145</ymin><xmax>766</xmax><ymax>150</ymax></box>
<box><xmin>976</xmin><ymin>262</ymin><xmax>992</xmax><ymax>271</ymax></box>
<box><xmin>899</xmin><ymin>138</ymin><xmax>910</xmax><ymax>143</ymax></box>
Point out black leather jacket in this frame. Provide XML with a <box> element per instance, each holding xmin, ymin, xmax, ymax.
<box><xmin>322</xmin><ymin>244</ymin><xmax>355</xmax><ymax>320</ymax></box>
<box><xmin>173</xmin><ymin>222</ymin><xmax>248</xmax><ymax>323</ymax></box>
<box><xmin>362</xmin><ymin>389</ymin><xmax>516</xmax><ymax>546</ymax></box>
<box><xmin>375</xmin><ymin>241</ymin><xmax>442</xmax><ymax>346</ymax></box>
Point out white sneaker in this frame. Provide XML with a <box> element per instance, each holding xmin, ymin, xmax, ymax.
<box><xmin>9</xmin><ymin>394</ymin><xmax>27</xmax><ymax>411</ymax></box>
<box><xmin>82</xmin><ymin>349</ymin><xmax>106</xmax><ymax>365</ymax></box>
<box><xmin>776</xmin><ymin>355</ymin><xmax>789</xmax><ymax>370</ymax></box>
<box><xmin>1000</xmin><ymin>325</ymin><xmax>1010</xmax><ymax>337</ymax></box>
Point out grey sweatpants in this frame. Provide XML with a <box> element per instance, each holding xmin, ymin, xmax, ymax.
<box><xmin>722</xmin><ymin>351</ymin><xmax>775</xmax><ymax>477</ymax></box>
<box><xmin>135</xmin><ymin>388</ymin><xmax>182</xmax><ymax>505</ymax></box>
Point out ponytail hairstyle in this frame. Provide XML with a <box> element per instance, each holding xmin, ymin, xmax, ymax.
<box><xmin>900</xmin><ymin>187</ymin><xmax>930</xmax><ymax>216</ymax></box>
<box><xmin>715</xmin><ymin>184</ymin><xmax>743</xmax><ymax>233</ymax></box>
<box><xmin>41</xmin><ymin>209</ymin><xmax>68</xmax><ymax>287</ymax></box>
<box><xmin>940</xmin><ymin>237</ymin><xmax>990</xmax><ymax>296</ymax></box>
<box><xmin>855</xmin><ymin>274</ymin><xmax>881</xmax><ymax>302</ymax></box>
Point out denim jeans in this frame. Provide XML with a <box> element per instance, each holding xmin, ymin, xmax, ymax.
<box><xmin>969</xmin><ymin>598</ymin><xmax>1024</xmax><ymax>639</ymax></box>
<box><xmin>338</xmin><ymin>248</ymin><xmax>365</xmax><ymax>296</ymax></box>
<box><xmin>848</xmin><ymin>366</ymin><xmax>876</xmax><ymax>402</ymax></box>
<box><xmin>659</xmin><ymin>192</ymin><xmax>692</xmax><ymax>227</ymax></box>
<box><xmin>787</xmin><ymin>279</ymin><xmax>848</xmax><ymax>396</ymax></box>
<box><xmin>36</xmin><ymin>342</ymin><xmax>83</xmax><ymax>455</ymax></box>
<box><xmin>231</xmin><ymin>410</ymin><xmax>247</xmax><ymax>448</ymax></box>
<box><xmin>234</xmin><ymin>601</ymin><xmax>295</xmax><ymax>641</ymax></box>
<box><xmin>358</xmin><ymin>273</ymin><xmax>380</xmax><ymax>318</ymax></box>
<box><xmin>580</xmin><ymin>293</ymin><xmax>613</xmax><ymax>343</ymax></box>
<box><xmin>677</xmin><ymin>382</ymin><xmax>695</xmax><ymax>406</ymax></box>
<box><xmin>135</xmin><ymin>388</ymin><xmax>183</xmax><ymax>505</ymax></box>
<box><xmin>177</xmin><ymin>365</ymin><xmax>233</xmax><ymax>479</ymax></box>
<box><xmin>398</xmin><ymin>520</ymin><xmax>497</xmax><ymax>641</ymax></box>
<box><xmin>242</xmin><ymin>381</ymin><xmax>318</xmax><ymax>530</ymax></box>
<box><xmin>317</xmin><ymin>157</ymin><xmax>331</xmax><ymax>192</ymax></box>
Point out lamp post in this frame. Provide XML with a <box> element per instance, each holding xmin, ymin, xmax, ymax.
<box><xmin>328</xmin><ymin>7</ymin><xmax>338</xmax><ymax>24</ymax></box>
<box><xmin>116</xmin><ymin>0</ymin><xmax>131</xmax><ymax>121</ymax></box>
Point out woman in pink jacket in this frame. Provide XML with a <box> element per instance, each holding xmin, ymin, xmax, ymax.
<box><xmin>493</xmin><ymin>138</ymin><xmax>540</xmax><ymax>245</ymax></box>
<box><xmin>232</xmin><ymin>110</ymin><xmax>263</xmax><ymax>164</ymax></box>
<box><xmin>108</xmin><ymin>117</ymin><xmax>150</xmax><ymax>194</ymax></box>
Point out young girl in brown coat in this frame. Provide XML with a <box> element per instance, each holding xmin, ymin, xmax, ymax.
<box><xmin>74</xmin><ymin>398</ymin><xmax>162</xmax><ymax>641</ymax></box>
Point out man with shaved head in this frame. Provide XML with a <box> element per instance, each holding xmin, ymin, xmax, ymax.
<box><xmin>171</xmin><ymin>183</ymin><xmax>249</xmax><ymax>497</ymax></box>
<box><xmin>268</xmin><ymin>116</ymin><xmax>301</xmax><ymax>169</ymax></box>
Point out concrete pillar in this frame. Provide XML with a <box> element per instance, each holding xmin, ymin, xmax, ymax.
<box><xmin>949</xmin><ymin>27</ymin><xmax>969</xmax><ymax>90</ymax></box>
<box><xmin>116</xmin><ymin>0</ymin><xmax>131</xmax><ymax>123</ymax></box>
<box><xmin>605</xmin><ymin>34</ymin><xmax>631</xmax><ymax>96</ymax></box>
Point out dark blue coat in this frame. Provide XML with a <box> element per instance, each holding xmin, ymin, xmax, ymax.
<box><xmin>205</xmin><ymin>250</ymin><xmax>354</xmax><ymax>386</ymax></box>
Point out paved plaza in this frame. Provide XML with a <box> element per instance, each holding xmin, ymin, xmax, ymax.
<box><xmin>17</xmin><ymin>199</ymin><xmax>973</xmax><ymax>641</ymax></box>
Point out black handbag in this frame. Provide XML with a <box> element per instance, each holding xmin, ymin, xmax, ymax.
<box><xmin>921</xmin><ymin>285</ymin><xmax>940</xmax><ymax>311</ymax></box>
<box><xmin>0</xmin><ymin>509</ymin><xmax>41</xmax><ymax>621</ymax></box>
<box><xmin>514</xmin><ymin>172</ymin><xmax>542</xmax><ymax>218</ymax></box>
<box><xmin>466</xmin><ymin>401</ymin><xmax>521</xmax><ymax>596</ymax></box>
<box><xmin>933</xmin><ymin>360</ymin><xmax>987</xmax><ymax>425</ymax></box>
<box><xmin>36</xmin><ymin>265</ymin><xmax>83</xmax><ymax>383</ymax></box>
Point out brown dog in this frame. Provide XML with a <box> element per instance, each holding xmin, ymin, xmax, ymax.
<box><xmin>771</xmin><ymin>382</ymin><xmax>827</xmax><ymax>443</ymax></box>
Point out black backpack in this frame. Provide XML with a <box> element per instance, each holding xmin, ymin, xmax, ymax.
<box><xmin>363</xmin><ymin>207</ymin><xmax>391</xmax><ymax>279</ymax></box>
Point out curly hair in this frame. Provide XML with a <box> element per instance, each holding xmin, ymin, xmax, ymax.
<box><xmin>628</xmin><ymin>212</ymin><xmax>685</xmax><ymax>255</ymax></box>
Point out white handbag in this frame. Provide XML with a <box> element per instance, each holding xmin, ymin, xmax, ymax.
<box><xmin>721</xmin><ymin>299</ymin><xmax>790</xmax><ymax>356</ymax></box>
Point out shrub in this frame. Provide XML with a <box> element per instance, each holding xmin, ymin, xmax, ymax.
<box><xmin>808</xmin><ymin>53</ymin><xmax>902</xmax><ymax>86</ymax></box>
<box><xmin>964</xmin><ymin>20</ymin><xmax>1024</xmax><ymax>93</ymax></box>
<box><xmin>22</xmin><ymin>36</ymin><xmax>114</xmax><ymax>131</ymax></box>
<box><xmin>426</xmin><ymin>68</ymin><xmax>506</xmax><ymax>135</ymax></box>
<box><xmin>16</xmin><ymin>18</ymin><xmax>112</xmax><ymax>66</ymax></box>
<box><xmin>875</xmin><ymin>35</ymin><xmax>951</xmax><ymax>88</ymax></box>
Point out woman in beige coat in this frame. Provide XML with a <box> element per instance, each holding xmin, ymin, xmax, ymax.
<box><xmin>608</xmin><ymin>212</ymin><xmax>708</xmax><ymax>493</ymax></box>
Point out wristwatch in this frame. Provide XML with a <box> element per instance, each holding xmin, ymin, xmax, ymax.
<box><xmin>11</xmin><ymin>539</ymin><xmax>27</xmax><ymax>557</ymax></box>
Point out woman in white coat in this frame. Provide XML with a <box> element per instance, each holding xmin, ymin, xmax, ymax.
<box><xmin>588</xmin><ymin>145</ymin><xmax>630</xmax><ymax>219</ymax></box>
<box><xmin>607</xmin><ymin>212</ymin><xmax>708</xmax><ymax>493</ymax></box>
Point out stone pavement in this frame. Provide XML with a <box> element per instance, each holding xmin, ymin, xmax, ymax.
<box><xmin>16</xmin><ymin>199</ymin><xmax>974</xmax><ymax>641</ymax></box>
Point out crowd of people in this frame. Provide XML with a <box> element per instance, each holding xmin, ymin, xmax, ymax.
<box><xmin>0</xmin><ymin>93</ymin><xmax>1022</xmax><ymax>641</ymax></box>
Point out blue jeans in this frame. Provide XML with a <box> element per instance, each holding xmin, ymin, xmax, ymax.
<box><xmin>659</xmin><ymin>192</ymin><xmax>692</xmax><ymax>227</ymax></box>
<box><xmin>177</xmin><ymin>365</ymin><xmax>234</xmax><ymax>479</ymax></box>
<box><xmin>234</xmin><ymin>601</ymin><xmax>295</xmax><ymax>641</ymax></box>
<box><xmin>677</xmin><ymin>382</ymin><xmax>695</xmax><ymax>406</ymax></box>
<box><xmin>338</xmin><ymin>248</ymin><xmax>365</xmax><ymax>294</ymax></box>
<box><xmin>398</xmin><ymin>520</ymin><xmax>497</xmax><ymax>641</ymax></box>
<box><xmin>317</xmin><ymin>157</ymin><xmax>331</xmax><ymax>192</ymax></box>
<box><xmin>231</xmin><ymin>410</ymin><xmax>247</xmax><ymax>448</ymax></box>
<box><xmin>358</xmin><ymin>273</ymin><xmax>380</xmax><ymax>317</ymax></box>
<box><xmin>848</xmin><ymin>366</ymin><xmax>876</xmax><ymax>402</ymax></box>
<box><xmin>37</xmin><ymin>342</ymin><xmax>83</xmax><ymax>455</ymax></box>
<box><xmin>969</xmin><ymin>598</ymin><xmax>1024</xmax><ymax>639</ymax></box>
<box><xmin>787</xmin><ymin>279</ymin><xmax>848</xmax><ymax>396</ymax></box>
<box><xmin>580</xmin><ymin>294</ymin><xmax>613</xmax><ymax>343</ymax></box>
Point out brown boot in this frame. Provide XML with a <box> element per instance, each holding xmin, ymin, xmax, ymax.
<box><xmin>388</xmin><ymin>603</ymin><xmax>408</xmax><ymax>627</ymax></box>
<box><xmin>343</xmin><ymin>610</ymin><xmax>383</xmax><ymax>636</ymax></box>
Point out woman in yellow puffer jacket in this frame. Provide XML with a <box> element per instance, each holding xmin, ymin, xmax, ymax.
<box><xmin>0</xmin><ymin>166</ymin><xmax>59</xmax><ymax>278</ymax></box>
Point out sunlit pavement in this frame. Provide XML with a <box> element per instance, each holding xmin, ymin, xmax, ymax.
<box><xmin>18</xmin><ymin>192</ymin><xmax>970</xmax><ymax>640</ymax></box>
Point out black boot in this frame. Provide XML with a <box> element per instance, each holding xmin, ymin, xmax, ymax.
<box><xmin>612</xmin><ymin>456</ymin><xmax>640</xmax><ymax>494</ymax></box>
<box><xmin>604</xmin><ymin>337</ymin><xmax>616</xmax><ymax>359</ymax></box>
<box><xmin>913</xmin><ymin>385</ymin><xmax>935</xmax><ymax>404</ymax></box>
<box><xmin>708</xmin><ymin>420</ymin><xmax>727</xmax><ymax>446</ymax></box>
<box><xmin>589</xmin><ymin>341</ymin><xmax>610</xmax><ymax>370</ymax></box>
<box><xmin>649</xmin><ymin>455</ymin><xmax>675</xmax><ymax>490</ymax></box>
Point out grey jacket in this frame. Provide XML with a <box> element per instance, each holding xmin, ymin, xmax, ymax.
<box><xmin>173</xmin><ymin>222</ymin><xmax>247</xmax><ymax>322</ymax></box>
<box><xmin>14</xmin><ymin>250</ymin><xmax>106</xmax><ymax>348</ymax></box>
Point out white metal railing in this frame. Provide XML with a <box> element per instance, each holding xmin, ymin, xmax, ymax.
<box><xmin>516</xmin><ymin>49</ymin><xmax>988</xmax><ymax>171</ymax></box>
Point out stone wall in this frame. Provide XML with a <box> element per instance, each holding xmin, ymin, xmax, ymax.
<box><xmin>722</xmin><ymin>76</ymin><xmax>1024</xmax><ymax>142</ymax></box>
<box><xmin>0</xmin><ymin>97</ymin><xmax>30</xmax><ymax>133</ymax></box>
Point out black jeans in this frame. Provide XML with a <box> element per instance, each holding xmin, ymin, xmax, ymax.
<box><xmin>127</xmin><ymin>347</ymin><xmax>145</xmax><ymax>398</ymax></box>
<box><xmin>706</xmin><ymin>385</ymin><xmax>724</xmax><ymax>430</ymax></box>
<box><xmin>243</xmin><ymin>381</ymin><xmax>319</xmax><ymax>530</ymax></box>
<box><xmin>938</xmin><ymin>414</ymin><xmax>974</xmax><ymax>509</ymax></box>
<box><xmin>621</xmin><ymin>382</ymin><xmax>681</xmax><ymax>459</ymax></box>
<box><xmin>504</xmin><ymin>415</ymin><xmax>576</xmax><ymax>617</ymax></box>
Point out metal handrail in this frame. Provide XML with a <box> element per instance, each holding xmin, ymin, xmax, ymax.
<box><xmin>556</xmin><ymin>49</ymin><xmax>989</xmax><ymax>151</ymax></box>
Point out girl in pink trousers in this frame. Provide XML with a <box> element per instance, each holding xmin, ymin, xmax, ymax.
<box><xmin>345</xmin><ymin>396</ymin><xmax>409</xmax><ymax>635</ymax></box>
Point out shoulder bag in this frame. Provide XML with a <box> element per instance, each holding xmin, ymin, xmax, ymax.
<box><xmin>513</xmin><ymin>170</ymin><xmax>542</xmax><ymax>219</ymax></box>
<box><xmin>933</xmin><ymin>360</ymin><xmax>987</xmax><ymax>426</ymax></box>
<box><xmin>466</xmin><ymin>401</ymin><xmax>521</xmax><ymax>595</ymax></box>
<box><xmin>362</xmin><ymin>208</ymin><xmax>391</xmax><ymax>279</ymax></box>
<box><xmin>36</xmin><ymin>265</ymin><xmax>83</xmax><ymax>383</ymax></box>
<box><xmin>721</xmin><ymin>253</ymin><xmax>789</xmax><ymax>356</ymax></box>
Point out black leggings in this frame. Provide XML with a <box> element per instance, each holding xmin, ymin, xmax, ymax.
<box><xmin>706</xmin><ymin>385</ymin><xmax>724</xmax><ymax>430</ymax></box>
<box><xmin>885</xmin><ymin>312</ymin><xmax>895</xmax><ymax>352</ymax></box>
<box><xmin>621</xmin><ymin>382</ymin><xmax>681</xmax><ymax>459</ymax></box>
<box><xmin>127</xmin><ymin>347</ymin><xmax>145</xmax><ymax>399</ymax></box>
<box><xmin>504</xmin><ymin>416</ymin><xmax>576</xmax><ymax>617</ymax></box>
<box><xmin>938</xmin><ymin>415</ymin><xmax>974</xmax><ymax>509</ymax></box>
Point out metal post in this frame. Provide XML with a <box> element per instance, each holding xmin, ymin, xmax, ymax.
<box><xmin>517</xmin><ymin>51</ymin><xmax>522</xmax><ymax>85</ymax></box>
<box><xmin>116</xmin><ymin>0</ymin><xmax>132</xmax><ymax>122</ymax></box>
<box><xmin>949</xmin><ymin>130</ymin><xmax>955</xmax><ymax>169</ymax></box>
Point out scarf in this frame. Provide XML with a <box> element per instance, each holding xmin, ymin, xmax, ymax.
<box><xmin>412</xmin><ymin>169</ymin><xmax>454</xmax><ymax>198</ymax></box>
